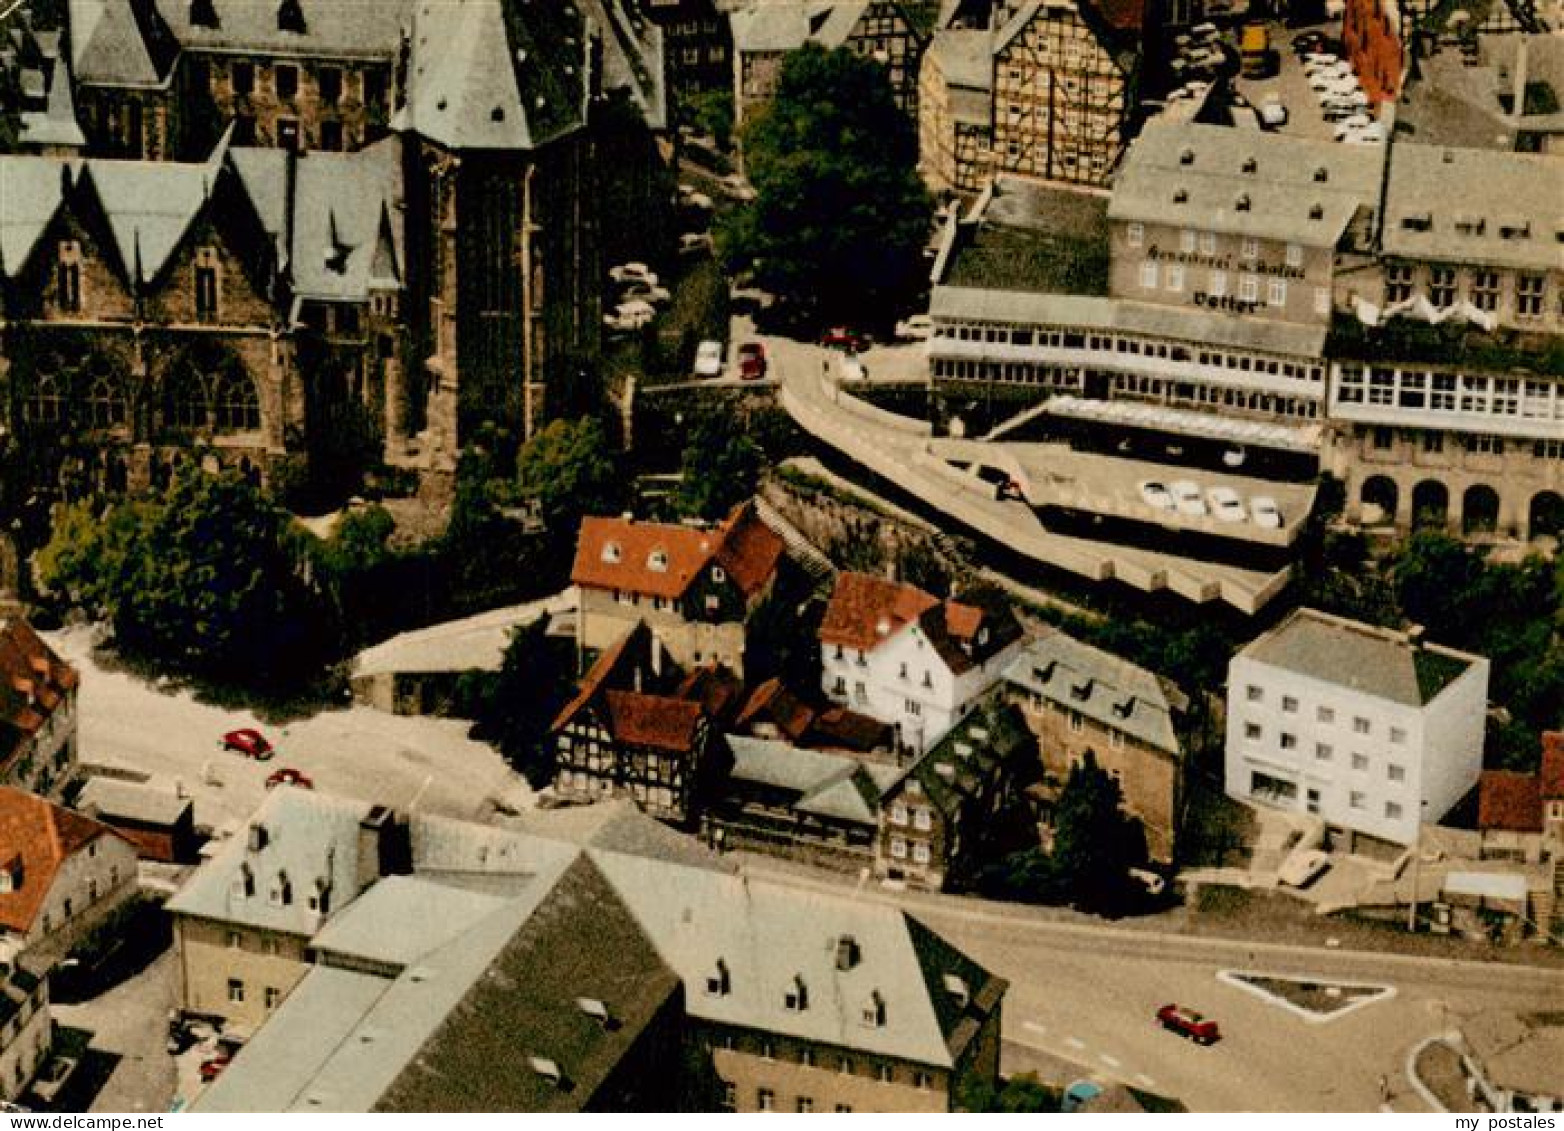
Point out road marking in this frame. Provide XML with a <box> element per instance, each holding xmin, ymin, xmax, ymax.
<box><xmin>1136</xmin><ymin>1073</ymin><xmax>1156</xmax><ymax>1088</ymax></box>
<box><xmin>1023</xmin><ymin>1022</ymin><xmax>1047</xmax><ymax>1036</ymax></box>
<box><xmin>1100</xmin><ymin>1054</ymin><xmax>1121</xmax><ymax>1068</ymax></box>
<box><xmin>1065</xmin><ymin>1037</ymin><xmax>1086</xmax><ymax>1050</ymax></box>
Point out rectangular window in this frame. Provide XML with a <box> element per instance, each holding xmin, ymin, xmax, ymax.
<box><xmin>1069</xmin><ymin>711</ymin><xmax>1083</xmax><ymax>733</ymax></box>
<box><xmin>1239</xmin><ymin>275</ymin><xmax>1259</xmax><ymax>303</ymax></box>
<box><xmin>721</xmin><ymin>1083</ymin><xmax>737</xmax><ymax>1111</ymax></box>
<box><xmin>1388</xmin><ymin>764</ymin><xmax>1406</xmax><ymax>782</ymax></box>
<box><xmin>364</xmin><ymin>69</ymin><xmax>386</xmax><ymax>106</ymax></box>
<box><xmin>757</xmin><ymin>1089</ymin><xmax>775</xmax><ymax>1112</ymax></box>
<box><xmin>1200</xmin><ymin>231</ymin><xmax>1216</xmax><ymax>255</ymax></box>
<box><xmin>319</xmin><ymin>119</ymin><xmax>343</xmax><ymax>152</ymax></box>
<box><xmin>264</xmin><ymin>986</ymin><xmax>281</xmax><ymax>1009</ymax></box>
<box><xmin>56</xmin><ymin>258</ymin><xmax>81</xmax><ymax>312</ymax></box>
<box><xmin>1385</xmin><ymin>264</ymin><xmax>1413</xmax><ymax>303</ymax></box>
<box><xmin>1353</xmin><ymin>717</ymin><xmax>1370</xmax><ymax>735</ymax></box>
<box><xmin>1127</xmin><ymin>222</ymin><xmax>1144</xmax><ymax>247</ymax></box>
<box><xmin>275</xmin><ymin>63</ymin><xmax>298</xmax><ymax>100</ymax></box>
<box><xmin>227</xmin><ymin>979</ymin><xmax>245</xmax><ymax>1003</ymax></box>
<box><xmin>1246</xmin><ymin>685</ymin><xmax>1263</xmax><ymax>702</ymax></box>
<box><xmin>1350</xmin><ymin>791</ymin><xmax>1366</xmax><ymax>810</ymax></box>
<box><xmin>195</xmin><ymin>265</ymin><xmax>219</xmax><ymax>318</ymax></box>
<box><xmin>1352</xmin><ymin>752</ymin><xmax>1369</xmax><ymax>771</ymax></box>
<box><xmin>1268</xmin><ymin>279</ymin><xmax>1287</xmax><ymax>307</ymax></box>
<box><xmin>1430</xmin><ymin>266</ymin><xmax>1457</xmax><ymax>306</ymax></box>
<box><xmin>1470</xmin><ymin>269</ymin><xmax>1500</xmax><ymax>312</ymax></box>
<box><xmin>1140</xmin><ymin>261</ymin><xmax>1158</xmax><ymax>289</ymax></box>
<box><xmin>277</xmin><ymin>118</ymin><xmax>301</xmax><ymax>151</ymax></box>
<box><xmin>319</xmin><ymin>66</ymin><xmax>342</xmax><ymax>105</ymax></box>
<box><xmin>1279</xmin><ymin>732</ymin><xmax>1297</xmax><ymax>750</ymax></box>
<box><xmin>1285</xmin><ymin>242</ymin><xmax>1303</xmax><ymax>268</ymax></box>
<box><xmin>1385</xmin><ymin>801</ymin><xmax>1403</xmax><ymax>819</ymax></box>
<box><xmin>1242</xmin><ymin>236</ymin><xmax>1259</xmax><ymax>260</ymax></box>
<box><xmin>1281</xmin><ymin>696</ymin><xmax>1298</xmax><ymax>713</ymax></box>
<box><xmin>1181</xmin><ymin>229</ymin><xmax>1197</xmax><ymax>253</ymax></box>
<box><xmin>226</xmin><ymin>930</ymin><xmax>242</xmax><ymax>949</ymax></box>
<box><xmin>1517</xmin><ymin>274</ymin><xmax>1545</xmax><ymax>317</ymax></box>
<box><xmin>1315</xmin><ymin>743</ymin><xmax>1332</xmax><ymax>761</ymax></box>
<box><xmin>233</xmin><ymin>61</ymin><xmax>254</xmax><ymax>96</ymax></box>
<box><xmin>1244</xmin><ymin>722</ymin><xmax>1262</xmax><ymax>741</ymax></box>
<box><xmin>1389</xmin><ymin>727</ymin><xmax>1406</xmax><ymax>744</ymax></box>
<box><xmin>1208</xmin><ymin>270</ymin><xmax>1227</xmax><ymax>298</ymax></box>
<box><xmin>1315</xmin><ymin>287</ymin><xmax>1331</xmax><ymax>315</ymax></box>
<box><xmin>796</xmin><ymin>1098</ymin><xmax>814</xmax><ymax>1113</ymax></box>
<box><xmin>1166</xmin><ymin>264</ymin><xmax>1184</xmax><ymax>292</ymax></box>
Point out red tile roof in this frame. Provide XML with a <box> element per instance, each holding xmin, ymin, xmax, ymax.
<box><xmin>602</xmin><ymin>691</ymin><xmax>704</xmax><ymax>753</ymax></box>
<box><xmin>736</xmin><ymin>677</ymin><xmax>818</xmax><ymax>743</ymax></box>
<box><xmin>0</xmin><ymin>619</ymin><xmax>78</xmax><ymax>770</ymax></box>
<box><xmin>1541</xmin><ymin>732</ymin><xmax>1564</xmax><ymax>798</ymax></box>
<box><xmin>571</xmin><ymin>502</ymin><xmax>783</xmax><ymax>604</ymax></box>
<box><xmin>675</xmin><ymin>665</ymin><xmax>744</xmax><ymax>724</ymax></box>
<box><xmin>0</xmin><ymin>786</ymin><xmax>123</xmax><ymax>934</ymax></box>
<box><xmin>819</xmin><ymin>573</ymin><xmax>939</xmax><ymax>652</ymax></box>
<box><xmin>1092</xmin><ymin>0</ymin><xmax>1145</xmax><ymax>31</ymax></box>
<box><xmin>1477</xmin><ymin>771</ymin><xmax>1543</xmax><ymax>834</ymax></box>
<box><xmin>550</xmin><ymin>623</ymin><xmax>648</xmax><ymax>734</ymax></box>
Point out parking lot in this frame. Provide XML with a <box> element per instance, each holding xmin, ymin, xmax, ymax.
<box><xmin>48</xmin><ymin>625</ymin><xmax>533</xmax><ymax>838</ymax></box>
<box><xmin>1230</xmin><ymin>20</ymin><xmax>1362</xmax><ymax>143</ymax></box>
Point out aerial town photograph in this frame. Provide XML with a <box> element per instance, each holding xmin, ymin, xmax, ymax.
<box><xmin>0</xmin><ymin>0</ymin><xmax>1561</xmax><ymax>1117</ymax></box>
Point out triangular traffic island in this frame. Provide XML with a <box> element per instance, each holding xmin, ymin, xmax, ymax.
<box><xmin>1218</xmin><ymin>970</ymin><xmax>1396</xmax><ymax>1023</ymax></box>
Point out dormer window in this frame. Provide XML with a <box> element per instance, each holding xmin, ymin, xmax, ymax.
<box><xmin>785</xmin><ymin>974</ymin><xmax>809</xmax><ymax>1012</ymax></box>
<box><xmin>232</xmin><ymin>863</ymin><xmax>255</xmax><ymax>899</ymax></box>
<box><xmin>705</xmin><ymin>958</ymin><xmax>731</xmax><ymax>997</ymax></box>
<box><xmin>309</xmin><ymin>878</ymin><xmax>331</xmax><ymax>914</ymax></box>
<box><xmin>647</xmin><ymin>549</ymin><xmax>668</xmax><ymax>572</ymax></box>
<box><xmin>711</xmin><ymin>565</ymin><xmax>726</xmax><ymax>584</ymax></box>
<box><xmin>277</xmin><ymin>0</ymin><xmax>306</xmax><ymax>33</ymax></box>
<box><xmin>1179</xmin><ymin>148</ymin><xmax>1194</xmax><ymax>166</ymax></box>
<box><xmin>1309</xmin><ymin>203</ymin><xmax>1324</xmax><ymax>221</ymax></box>
<box><xmin>270</xmin><ymin>870</ymin><xmax>293</xmax><ymax>907</ymax></box>
<box><xmin>190</xmin><ymin>0</ymin><xmax>218</xmax><ymax>26</ymax></box>
<box><xmin>1235</xmin><ymin>194</ymin><xmax>1251</xmax><ymax>213</ymax></box>
<box><xmin>1173</xmin><ymin>188</ymin><xmax>1189</xmax><ymax>204</ymax></box>
<box><xmin>601</xmin><ymin>541</ymin><xmax>622</xmax><ymax>564</ymax></box>
<box><xmin>1241</xmin><ymin>156</ymin><xmax>1257</xmax><ymax>174</ymax></box>
<box><xmin>1313</xmin><ymin>166</ymin><xmax>1329</xmax><ymax>183</ymax></box>
<box><xmin>861</xmin><ymin>990</ymin><xmax>886</xmax><ymax>1028</ymax></box>
<box><xmin>1400</xmin><ymin>213</ymin><xmax>1432</xmax><ymax>233</ymax></box>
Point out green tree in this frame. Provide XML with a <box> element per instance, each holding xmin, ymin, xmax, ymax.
<box><xmin>516</xmin><ymin>416</ymin><xmax>625</xmax><ymax>534</ymax></box>
<box><xmin>37</xmin><ymin>464</ymin><xmax>329</xmax><ymax>687</ymax></box>
<box><xmin>718</xmin><ymin>42</ymin><xmax>931</xmax><ymax>325</ymax></box>
<box><xmin>674</xmin><ymin>414</ymin><xmax>763</xmax><ymax>521</ymax></box>
<box><xmin>959</xmin><ymin>1073</ymin><xmax>1059</xmax><ymax>1113</ymax></box>
<box><xmin>462</xmin><ymin>614</ymin><xmax>574</xmax><ymax>786</ymax></box>
<box><xmin>685</xmin><ymin>88</ymin><xmax>735</xmax><ymax>150</ymax></box>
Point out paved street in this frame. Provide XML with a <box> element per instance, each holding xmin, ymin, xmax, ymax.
<box><xmin>48</xmin><ymin>625</ymin><xmax>532</xmax><ymax>835</ymax></box>
<box><xmin>51</xmin><ymin>952</ymin><xmax>179</xmax><ymax>1114</ymax></box>
<box><xmin>739</xmin><ymin>858</ymin><xmax>1564</xmax><ymax>1112</ymax></box>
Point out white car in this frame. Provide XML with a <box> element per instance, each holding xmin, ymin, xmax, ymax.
<box><xmin>1344</xmin><ymin>122</ymin><xmax>1386</xmax><ymax>144</ymax></box>
<box><xmin>895</xmin><ymin>314</ymin><xmax>935</xmax><ymax>340</ymax></box>
<box><xmin>1169</xmin><ymin>480</ymin><xmax>1207</xmax><ymax>517</ymax></box>
<box><xmin>619</xmin><ymin>281</ymin><xmax>671</xmax><ymax>305</ymax></box>
<box><xmin>609</xmin><ymin>262</ymin><xmax>657</xmax><ymax>287</ymax></box>
<box><xmin>1334</xmin><ymin>115</ymin><xmax>1372</xmax><ymax>139</ymax></box>
<box><xmin>603</xmin><ymin>299</ymin><xmax>656</xmax><ymax>331</ymax></box>
<box><xmin>840</xmin><ymin>354</ymin><xmax>866</xmax><ymax>381</ymax></box>
<box><xmin>1207</xmin><ymin>486</ymin><xmax>1246</xmax><ymax>522</ymax></box>
<box><xmin>693</xmin><ymin>340</ymin><xmax>724</xmax><ymax>378</ymax></box>
<box><xmin>1140</xmin><ymin>481</ymin><xmax>1176</xmax><ymax>512</ymax></box>
<box><xmin>1251</xmin><ymin>496</ymin><xmax>1282</xmax><ymax>528</ymax></box>
<box><xmin>1259</xmin><ymin>101</ymin><xmax>1288</xmax><ymax>127</ymax></box>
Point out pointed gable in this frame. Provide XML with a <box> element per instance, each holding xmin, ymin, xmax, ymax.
<box><xmin>0</xmin><ymin>157</ymin><xmax>79</xmax><ymax>280</ymax></box>
<box><xmin>0</xmin><ymin>786</ymin><xmax>125</xmax><ymax>935</ymax></box>
<box><xmin>71</xmin><ymin>0</ymin><xmax>177</xmax><ymax>87</ymax></box>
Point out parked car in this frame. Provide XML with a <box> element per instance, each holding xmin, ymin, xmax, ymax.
<box><xmin>1279</xmin><ymin>848</ymin><xmax>1333</xmax><ymax>888</ymax></box>
<box><xmin>737</xmin><ymin>341</ymin><xmax>768</xmax><ymax>380</ymax></box>
<box><xmin>693</xmin><ymin>339</ymin><xmax>725</xmax><ymax>378</ymax></box>
<box><xmin>840</xmin><ymin>354</ymin><xmax>867</xmax><ymax>382</ymax></box>
<box><xmin>1169</xmin><ymin>480</ymin><xmax>1207</xmax><ymax>517</ymax></box>
<box><xmin>221</xmin><ymin>728</ymin><xmax>274</xmax><ymax>760</ymax></box>
<box><xmin>266</xmin><ymin>767</ymin><xmax>314</xmax><ymax>790</ymax></box>
<box><xmin>1157</xmin><ymin>1004</ymin><xmax>1221</xmax><ymax>1044</ymax></box>
<box><xmin>1139</xmin><ymin>481</ymin><xmax>1176</xmax><ymax>512</ymax></box>
<box><xmin>199</xmin><ymin>1054</ymin><xmax>233</xmax><ymax>1082</ymax></box>
<box><xmin>604</xmin><ymin>299</ymin><xmax>657</xmax><ymax>332</ymax></box>
<box><xmin>608</xmin><ymin>261</ymin><xmax>657</xmax><ymax>287</ymax></box>
<box><xmin>1250</xmin><ymin>496</ymin><xmax>1283</xmax><ymax>528</ymax></box>
<box><xmin>678</xmin><ymin>232</ymin><xmax>713</xmax><ymax>256</ymax></box>
<box><xmin>820</xmin><ymin>326</ymin><xmax>868</xmax><ymax>351</ymax></box>
<box><xmin>895</xmin><ymin>313</ymin><xmax>935</xmax><ymax>341</ymax></box>
<box><xmin>1344</xmin><ymin>122</ymin><xmax>1386</xmax><ymax>144</ymax></box>
<box><xmin>1259</xmin><ymin>100</ymin><xmax>1288</xmax><ymax>127</ymax></box>
<box><xmin>618</xmin><ymin>281</ymin><xmax>671</xmax><ymax>306</ymax></box>
<box><xmin>1207</xmin><ymin>486</ymin><xmax>1246</xmax><ymax>522</ymax></box>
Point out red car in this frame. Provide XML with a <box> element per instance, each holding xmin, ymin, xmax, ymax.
<box><xmin>198</xmin><ymin>1054</ymin><xmax>232</xmax><ymax>1082</ymax></box>
<box><xmin>221</xmin><ymin>728</ymin><xmax>274</xmax><ymax>761</ymax></box>
<box><xmin>265</xmin><ymin>767</ymin><xmax>313</xmax><ymax>790</ymax></box>
<box><xmin>819</xmin><ymin>326</ymin><xmax>867</xmax><ymax>352</ymax></box>
<box><xmin>738</xmin><ymin>341</ymin><xmax>768</xmax><ymax>380</ymax></box>
<box><xmin>1157</xmin><ymin>1003</ymin><xmax>1220</xmax><ymax>1045</ymax></box>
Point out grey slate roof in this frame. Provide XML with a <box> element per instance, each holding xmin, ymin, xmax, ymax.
<box><xmin>731</xmin><ymin>1</ymin><xmax>873</xmax><ymax>52</ymax></box>
<box><xmin>77</xmin><ymin>777</ymin><xmax>192</xmax><ymax>826</ymax></box>
<box><xmin>1108</xmin><ymin>120</ymin><xmax>1384</xmax><ymax>248</ymax></box>
<box><xmin>78</xmin><ymin>137</ymin><xmax>229</xmax><ymax>283</ymax></box>
<box><xmin>1004</xmin><ymin>629</ymin><xmax>1185</xmax><ymax>755</ymax></box>
<box><xmin>152</xmin><ymin>0</ymin><xmax>413</xmax><ymax>60</ymax></box>
<box><xmin>1238</xmin><ymin>607</ymin><xmax>1484</xmax><ymax>709</ymax></box>
<box><xmin>0</xmin><ymin>156</ymin><xmax>77</xmax><ymax>276</ymax></box>
<box><xmin>1381</xmin><ymin>143</ymin><xmax>1564</xmax><ymax>273</ymax></box>
<box><xmin>287</xmin><ymin>138</ymin><xmax>403</xmax><ymax>301</ymax></box>
<box><xmin>165</xmin><ymin>787</ymin><xmax>375</xmax><ymax>936</ymax></box>
<box><xmin>193</xmin><ymin>796</ymin><xmax>1005</xmax><ymax>1111</ymax></box>
<box><xmin>882</xmin><ymin>700</ymin><xmax>1032</xmax><ymax>817</ymax></box>
<box><xmin>931</xmin><ymin>285</ymin><xmax>1328</xmax><ymax>358</ymax></box>
<box><xmin>70</xmin><ymin>0</ymin><xmax>177</xmax><ymax>87</ymax></box>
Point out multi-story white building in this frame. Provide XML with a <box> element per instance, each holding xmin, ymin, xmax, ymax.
<box><xmin>0</xmin><ymin>961</ymin><xmax>51</xmax><ymax>1105</ymax></box>
<box><xmin>1225</xmin><ymin>608</ymin><xmax>1489</xmax><ymax>849</ymax></box>
<box><xmin>819</xmin><ymin>573</ymin><xmax>1025</xmax><ymax>754</ymax></box>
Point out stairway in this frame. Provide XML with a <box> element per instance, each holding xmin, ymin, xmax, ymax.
<box><xmin>754</xmin><ymin>496</ymin><xmax>836</xmax><ymax>591</ymax></box>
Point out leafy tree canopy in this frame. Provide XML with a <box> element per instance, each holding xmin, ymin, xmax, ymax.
<box><xmin>37</xmin><ymin>464</ymin><xmax>329</xmax><ymax>688</ymax></box>
<box><xmin>460</xmin><ymin>613</ymin><xmax>574</xmax><ymax>786</ymax></box>
<box><xmin>719</xmin><ymin>42</ymin><xmax>931</xmax><ymax>325</ymax></box>
<box><xmin>516</xmin><ymin>416</ymin><xmax>625</xmax><ymax>535</ymax></box>
<box><xmin>674</xmin><ymin>414</ymin><xmax>763</xmax><ymax>522</ymax></box>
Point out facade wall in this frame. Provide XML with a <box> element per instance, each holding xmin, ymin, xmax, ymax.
<box><xmin>0</xmin><ymin>691</ymin><xmax>77</xmax><ymax>800</ymax></box>
<box><xmin>1376</xmin><ymin>258</ymin><xmax>1564</xmax><ymax>337</ymax></box>
<box><xmin>1</xmin><ymin>833</ymin><xmax>137</xmax><ymax>961</ymax></box>
<box><xmin>1108</xmin><ymin>219</ymin><xmax>1337</xmax><ymax>327</ymax></box>
<box><xmin>186</xmin><ymin>52</ymin><xmax>394</xmax><ymax>155</ymax></box>
<box><xmin>1225</xmin><ymin>654</ymin><xmax>1485</xmax><ymax>846</ymax></box>
<box><xmin>873</xmin><ymin>779</ymin><xmax>951</xmax><ymax>888</ymax></box>
<box><xmin>76</xmin><ymin>85</ymin><xmax>175</xmax><ymax>159</ymax></box>
<box><xmin>578</xmin><ymin>587</ymin><xmax>749</xmax><ymax>675</ymax></box>
<box><xmin>703</xmin><ymin>1026</ymin><xmax>949</xmax><ymax>1113</ymax></box>
<box><xmin>175</xmin><ymin>915</ymin><xmax>311</xmax><ymax>1034</ymax></box>
<box><xmin>1013</xmin><ymin>692</ymin><xmax>1180</xmax><ymax>863</ymax></box>
<box><xmin>989</xmin><ymin>5</ymin><xmax>1132</xmax><ymax>188</ymax></box>
<box><xmin>0</xmin><ymin>979</ymin><xmax>51</xmax><ymax>1103</ymax></box>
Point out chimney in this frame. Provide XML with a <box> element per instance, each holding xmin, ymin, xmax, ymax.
<box><xmin>355</xmin><ymin>805</ymin><xmax>410</xmax><ymax>892</ymax></box>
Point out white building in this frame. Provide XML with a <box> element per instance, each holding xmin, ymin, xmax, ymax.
<box><xmin>0</xmin><ymin>961</ymin><xmax>50</xmax><ymax>1105</ymax></box>
<box><xmin>1225</xmin><ymin>608</ymin><xmax>1489</xmax><ymax>848</ymax></box>
<box><xmin>819</xmin><ymin>573</ymin><xmax>1026</xmax><ymax>753</ymax></box>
